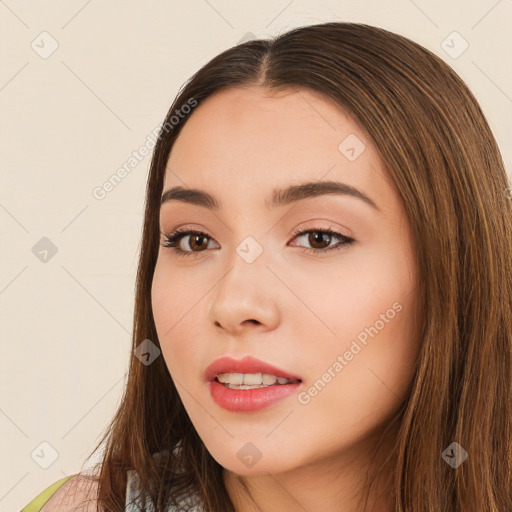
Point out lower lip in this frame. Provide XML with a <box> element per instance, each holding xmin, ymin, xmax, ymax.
<box><xmin>209</xmin><ymin>380</ymin><xmax>301</xmax><ymax>412</ymax></box>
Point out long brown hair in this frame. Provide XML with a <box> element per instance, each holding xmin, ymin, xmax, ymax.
<box><xmin>84</xmin><ymin>22</ymin><xmax>512</xmax><ymax>511</ymax></box>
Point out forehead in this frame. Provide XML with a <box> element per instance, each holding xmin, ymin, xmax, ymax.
<box><xmin>163</xmin><ymin>86</ymin><xmax>397</xmax><ymax>215</ymax></box>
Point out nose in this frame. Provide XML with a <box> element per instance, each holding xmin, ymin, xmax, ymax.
<box><xmin>207</xmin><ymin>253</ymin><xmax>281</xmax><ymax>336</ymax></box>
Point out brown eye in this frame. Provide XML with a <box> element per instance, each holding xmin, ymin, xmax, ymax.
<box><xmin>306</xmin><ymin>231</ymin><xmax>333</xmax><ymax>250</ymax></box>
<box><xmin>161</xmin><ymin>229</ymin><xmax>218</xmax><ymax>258</ymax></box>
<box><xmin>290</xmin><ymin>227</ymin><xmax>355</xmax><ymax>254</ymax></box>
<box><xmin>186</xmin><ymin>233</ymin><xmax>209</xmax><ymax>252</ymax></box>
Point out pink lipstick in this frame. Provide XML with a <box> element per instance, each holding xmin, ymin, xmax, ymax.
<box><xmin>205</xmin><ymin>355</ymin><xmax>302</xmax><ymax>413</ymax></box>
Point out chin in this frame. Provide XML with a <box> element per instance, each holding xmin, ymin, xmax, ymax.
<box><xmin>205</xmin><ymin>443</ymin><xmax>300</xmax><ymax>477</ymax></box>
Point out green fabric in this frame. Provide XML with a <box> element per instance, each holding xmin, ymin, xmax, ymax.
<box><xmin>20</xmin><ymin>475</ymin><xmax>74</xmax><ymax>512</ymax></box>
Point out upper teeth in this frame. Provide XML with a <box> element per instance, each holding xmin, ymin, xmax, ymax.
<box><xmin>217</xmin><ymin>373</ymin><xmax>295</xmax><ymax>386</ymax></box>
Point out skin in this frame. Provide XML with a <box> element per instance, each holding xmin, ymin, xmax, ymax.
<box><xmin>151</xmin><ymin>85</ymin><xmax>421</xmax><ymax>512</ymax></box>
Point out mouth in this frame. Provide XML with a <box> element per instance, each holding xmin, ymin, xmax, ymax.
<box><xmin>205</xmin><ymin>355</ymin><xmax>303</xmax><ymax>385</ymax></box>
<box><xmin>205</xmin><ymin>356</ymin><xmax>303</xmax><ymax>413</ymax></box>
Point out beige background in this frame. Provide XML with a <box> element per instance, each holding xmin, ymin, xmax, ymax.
<box><xmin>1</xmin><ymin>1</ymin><xmax>510</xmax><ymax>510</ymax></box>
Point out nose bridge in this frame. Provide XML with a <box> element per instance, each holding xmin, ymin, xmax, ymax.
<box><xmin>208</xmin><ymin>232</ymin><xmax>279</xmax><ymax>331</ymax></box>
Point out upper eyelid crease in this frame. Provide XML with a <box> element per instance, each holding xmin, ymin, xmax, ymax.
<box><xmin>160</xmin><ymin>180</ymin><xmax>381</xmax><ymax>213</ymax></box>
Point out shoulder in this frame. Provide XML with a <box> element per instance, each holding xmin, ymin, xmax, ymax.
<box><xmin>41</xmin><ymin>474</ymin><xmax>99</xmax><ymax>511</ymax></box>
<box><xmin>21</xmin><ymin>474</ymin><xmax>99</xmax><ymax>512</ymax></box>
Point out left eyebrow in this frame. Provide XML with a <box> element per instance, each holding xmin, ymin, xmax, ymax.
<box><xmin>160</xmin><ymin>180</ymin><xmax>381</xmax><ymax>213</ymax></box>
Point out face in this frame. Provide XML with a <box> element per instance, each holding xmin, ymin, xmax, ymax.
<box><xmin>151</xmin><ymin>85</ymin><xmax>420</xmax><ymax>477</ymax></box>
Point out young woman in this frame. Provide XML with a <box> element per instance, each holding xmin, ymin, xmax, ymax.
<box><xmin>22</xmin><ymin>21</ymin><xmax>511</xmax><ymax>512</ymax></box>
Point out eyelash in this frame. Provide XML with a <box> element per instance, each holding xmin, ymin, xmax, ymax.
<box><xmin>161</xmin><ymin>225</ymin><xmax>355</xmax><ymax>260</ymax></box>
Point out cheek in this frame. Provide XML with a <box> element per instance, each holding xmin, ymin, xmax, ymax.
<box><xmin>151</xmin><ymin>261</ymin><xmax>209</xmax><ymax>381</ymax></box>
<box><xmin>297</xmin><ymin>244</ymin><xmax>416</xmax><ymax>352</ymax></box>
<box><xmin>151</xmin><ymin>263</ymin><xmax>186</xmax><ymax>368</ymax></box>
<box><xmin>151</xmin><ymin>260</ymin><xmax>204</xmax><ymax>337</ymax></box>
<box><xmin>297</xmin><ymin>245</ymin><xmax>419</xmax><ymax>414</ymax></box>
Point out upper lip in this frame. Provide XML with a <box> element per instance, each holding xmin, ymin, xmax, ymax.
<box><xmin>205</xmin><ymin>355</ymin><xmax>302</xmax><ymax>382</ymax></box>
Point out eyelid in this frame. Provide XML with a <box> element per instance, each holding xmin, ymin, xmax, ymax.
<box><xmin>288</xmin><ymin>220</ymin><xmax>354</xmax><ymax>242</ymax></box>
<box><xmin>161</xmin><ymin>219</ymin><xmax>353</xmax><ymax>241</ymax></box>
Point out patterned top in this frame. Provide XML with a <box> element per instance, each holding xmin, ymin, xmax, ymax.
<box><xmin>125</xmin><ymin>468</ymin><xmax>204</xmax><ymax>511</ymax></box>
